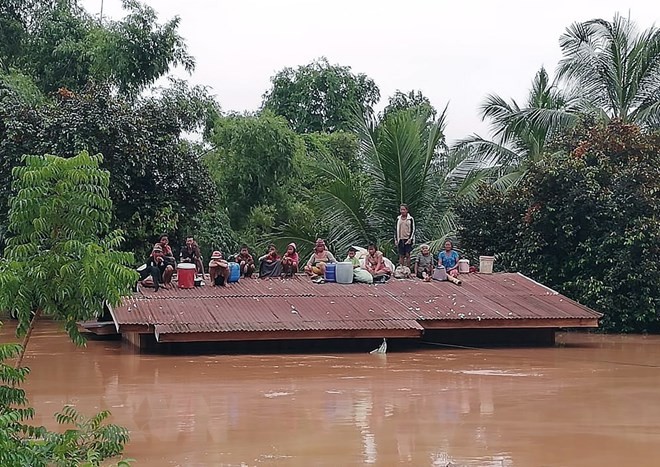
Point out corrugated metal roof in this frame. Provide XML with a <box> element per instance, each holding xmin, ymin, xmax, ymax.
<box><xmin>113</xmin><ymin>273</ymin><xmax>601</xmax><ymax>338</ymax></box>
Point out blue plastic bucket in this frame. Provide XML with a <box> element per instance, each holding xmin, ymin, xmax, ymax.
<box><xmin>228</xmin><ymin>262</ymin><xmax>240</xmax><ymax>283</ymax></box>
<box><xmin>324</xmin><ymin>263</ymin><xmax>336</xmax><ymax>282</ymax></box>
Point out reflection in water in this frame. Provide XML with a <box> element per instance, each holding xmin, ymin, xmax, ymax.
<box><xmin>2</xmin><ymin>323</ymin><xmax>660</xmax><ymax>466</ymax></box>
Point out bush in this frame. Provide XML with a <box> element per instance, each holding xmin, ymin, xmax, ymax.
<box><xmin>456</xmin><ymin>121</ymin><xmax>660</xmax><ymax>332</ymax></box>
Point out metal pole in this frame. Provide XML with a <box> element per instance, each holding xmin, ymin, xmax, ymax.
<box><xmin>99</xmin><ymin>0</ymin><xmax>104</xmax><ymax>24</ymax></box>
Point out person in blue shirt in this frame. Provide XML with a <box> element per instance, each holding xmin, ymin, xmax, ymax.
<box><xmin>439</xmin><ymin>240</ymin><xmax>460</xmax><ymax>278</ymax></box>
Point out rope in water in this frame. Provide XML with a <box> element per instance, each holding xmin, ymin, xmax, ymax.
<box><xmin>419</xmin><ymin>340</ymin><xmax>660</xmax><ymax>369</ymax></box>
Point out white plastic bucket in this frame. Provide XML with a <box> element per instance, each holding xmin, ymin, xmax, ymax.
<box><xmin>432</xmin><ymin>266</ymin><xmax>447</xmax><ymax>281</ymax></box>
<box><xmin>458</xmin><ymin>259</ymin><xmax>470</xmax><ymax>274</ymax></box>
<box><xmin>479</xmin><ymin>256</ymin><xmax>495</xmax><ymax>274</ymax></box>
<box><xmin>335</xmin><ymin>262</ymin><xmax>354</xmax><ymax>284</ymax></box>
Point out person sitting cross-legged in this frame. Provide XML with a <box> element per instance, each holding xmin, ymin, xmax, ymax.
<box><xmin>304</xmin><ymin>238</ymin><xmax>336</xmax><ymax>279</ymax></box>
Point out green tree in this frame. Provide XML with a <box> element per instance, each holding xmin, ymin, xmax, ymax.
<box><xmin>0</xmin><ymin>0</ymin><xmax>193</xmax><ymax>95</ymax></box>
<box><xmin>0</xmin><ymin>151</ymin><xmax>137</xmax><ymax>363</ymax></box>
<box><xmin>456</xmin><ymin>121</ymin><xmax>660</xmax><ymax>332</ymax></box>
<box><xmin>262</xmin><ymin>57</ymin><xmax>380</xmax><ymax>133</ymax></box>
<box><xmin>205</xmin><ymin>112</ymin><xmax>304</xmax><ymax>232</ymax></box>
<box><xmin>292</xmin><ymin>107</ymin><xmax>489</xmax><ymax>258</ymax></box>
<box><xmin>520</xmin><ymin>15</ymin><xmax>660</xmax><ymax>132</ymax></box>
<box><xmin>381</xmin><ymin>89</ymin><xmax>437</xmax><ymax>121</ymax></box>
<box><xmin>455</xmin><ymin>68</ymin><xmax>578</xmax><ymax>188</ymax></box>
<box><xmin>0</xmin><ymin>83</ymin><xmax>217</xmax><ymax>253</ymax></box>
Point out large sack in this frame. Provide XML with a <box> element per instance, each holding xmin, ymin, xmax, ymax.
<box><xmin>353</xmin><ymin>268</ymin><xmax>373</xmax><ymax>284</ymax></box>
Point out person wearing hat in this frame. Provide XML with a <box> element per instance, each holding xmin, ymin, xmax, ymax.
<box><xmin>208</xmin><ymin>250</ymin><xmax>229</xmax><ymax>286</ymax></box>
<box><xmin>304</xmin><ymin>238</ymin><xmax>336</xmax><ymax>279</ymax></box>
<box><xmin>136</xmin><ymin>243</ymin><xmax>166</xmax><ymax>292</ymax></box>
<box><xmin>281</xmin><ymin>243</ymin><xmax>299</xmax><ymax>277</ymax></box>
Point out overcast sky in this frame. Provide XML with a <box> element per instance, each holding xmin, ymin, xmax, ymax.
<box><xmin>82</xmin><ymin>0</ymin><xmax>658</xmax><ymax>142</ymax></box>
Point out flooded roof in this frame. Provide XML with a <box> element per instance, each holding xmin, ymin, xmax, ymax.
<box><xmin>110</xmin><ymin>273</ymin><xmax>601</xmax><ymax>342</ymax></box>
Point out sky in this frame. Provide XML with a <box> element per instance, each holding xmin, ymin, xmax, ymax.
<box><xmin>82</xmin><ymin>0</ymin><xmax>658</xmax><ymax>142</ymax></box>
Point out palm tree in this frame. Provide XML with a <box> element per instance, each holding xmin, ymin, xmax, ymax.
<box><xmin>455</xmin><ymin>67</ymin><xmax>575</xmax><ymax>189</ymax></box>
<box><xmin>273</xmin><ymin>107</ymin><xmax>490</xmax><ymax>258</ymax></box>
<box><xmin>522</xmin><ymin>15</ymin><xmax>660</xmax><ymax>131</ymax></box>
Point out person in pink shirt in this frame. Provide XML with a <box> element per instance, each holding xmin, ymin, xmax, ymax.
<box><xmin>281</xmin><ymin>242</ymin><xmax>299</xmax><ymax>277</ymax></box>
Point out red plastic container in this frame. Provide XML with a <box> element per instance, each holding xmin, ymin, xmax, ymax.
<box><xmin>177</xmin><ymin>263</ymin><xmax>196</xmax><ymax>288</ymax></box>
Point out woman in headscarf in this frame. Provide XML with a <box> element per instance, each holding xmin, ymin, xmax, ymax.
<box><xmin>304</xmin><ymin>238</ymin><xmax>336</xmax><ymax>279</ymax></box>
<box><xmin>281</xmin><ymin>243</ymin><xmax>299</xmax><ymax>277</ymax></box>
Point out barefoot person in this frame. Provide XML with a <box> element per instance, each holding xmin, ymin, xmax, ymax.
<box><xmin>281</xmin><ymin>243</ymin><xmax>299</xmax><ymax>277</ymax></box>
<box><xmin>304</xmin><ymin>238</ymin><xmax>336</xmax><ymax>279</ymax></box>
<box><xmin>439</xmin><ymin>240</ymin><xmax>460</xmax><ymax>278</ymax></box>
<box><xmin>364</xmin><ymin>242</ymin><xmax>391</xmax><ymax>282</ymax></box>
<box><xmin>235</xmin><ymin>244</ymin><xmax>256</xmax><ymax>278</ymax></box>
<box><xmin>394</xmin><ymin>204</ymin><xmax>415</xmax><ymax>269</ymax></box>
<box><xmin>414</xmin><ymin>244</ymin><xmax>434</xmax><ymax>282</ymax></box>
<box><xmin>208</xmin><ymin>250</ymin><xmax>229</xmax><ymax>287</ymax></box>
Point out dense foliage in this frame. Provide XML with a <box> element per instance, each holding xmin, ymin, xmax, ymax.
<box><xmin>0</xmin><ymin>151</ymin><xmax>138</xmax><ymax>348</ymax></box>
<box><xmin>262</xmin><ymin>57</ymin><xmax>380</xmax><ymax>133</ymax></box>
<box><xmin>456</xmin><ymin>121</ymin><xmax>660</xmax><ymax>332</ymax></box>
<box><xmin>0</xmin><ymin>82</ymin><xmax>217</xmax><ymax>253</ymax></box>
<box><xmin>0</xmin><ymin>0</ymin><xmax>193</xmax><ymax>95</ymax></box>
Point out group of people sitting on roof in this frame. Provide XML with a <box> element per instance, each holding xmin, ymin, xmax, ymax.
<box><xmin>136</xmin><ymin>204</ymin><xmax>466</xmax><ymax>291</ymax></box>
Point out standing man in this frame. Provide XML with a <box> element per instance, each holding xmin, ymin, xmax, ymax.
<box><xmin>394</xmin><ymin>204</ymin><xmax>415</xmax><ymax>268</ymax></box>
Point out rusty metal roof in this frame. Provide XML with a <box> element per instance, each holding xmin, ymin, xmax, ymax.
<box><xmin>111</xmin><ymin>273</ymin><xmax>602</xmax><ymax>340</ymax></box>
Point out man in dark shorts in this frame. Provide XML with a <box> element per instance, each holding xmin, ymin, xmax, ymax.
<box><xmin>394</xmin><ymin>204</ymin><xmax>415</xmax><ymax>268</ymax></box>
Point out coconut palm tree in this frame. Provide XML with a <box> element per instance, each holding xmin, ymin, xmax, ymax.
<box><xmin>272</xmin><ymin>107</ymin><xmax>490</xmax><ymax>258</ymax></box>
<box><xmin>521</xmin><ymin>15</ymin><xmax>660</xmax><ymax>131</ymax></box>
<box><xmin>455</xmin><ymin>67</ymin><xmax>576</xmax><ymax>189</ymax></box>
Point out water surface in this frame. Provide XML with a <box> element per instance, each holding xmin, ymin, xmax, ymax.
<box><xmin>2</xmin><ymin>322</ymin><xmax>659</xmax><ymax>466</ymax></box>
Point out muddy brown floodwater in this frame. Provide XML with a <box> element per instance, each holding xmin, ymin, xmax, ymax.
<box><xmin>2</xmin><ymin>321</ymin><xmax>660</xmax><ymax>466</ymax></box>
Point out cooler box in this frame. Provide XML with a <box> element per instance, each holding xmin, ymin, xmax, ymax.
<box><xmin>228</xmin><ymin>262</ymin><xmax>240</xmax><ymax>283</ymax></box>
<box><xmin>335</xmin><ymin>262</ymin><xmax>353</xmax><ymax>284</ymax></box>
<box><xmin>458</xmin><ymin>259</ymin><xmax>470</xmax><ymax>274</ymax></box>
<box><xmin>324</xmin><ymin>263</ymin><xmax>336</xmax><ymax>282</ymax></box>
<box><xmin>177</xmin><ymin>263</ymin><xmax>196</xmax><ymax>289</ymax></box>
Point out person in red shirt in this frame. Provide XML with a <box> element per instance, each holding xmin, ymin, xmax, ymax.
<box><xmin>281</xmin><ymin>243</ymin><xmax>299</xmax><ymax>277</ymax></box>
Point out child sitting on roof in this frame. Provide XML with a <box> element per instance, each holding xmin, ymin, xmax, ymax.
<box><xmin>281</xmin><ymin>243</ymin><xmax>299</xmax><ymax>277</ymax></box>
